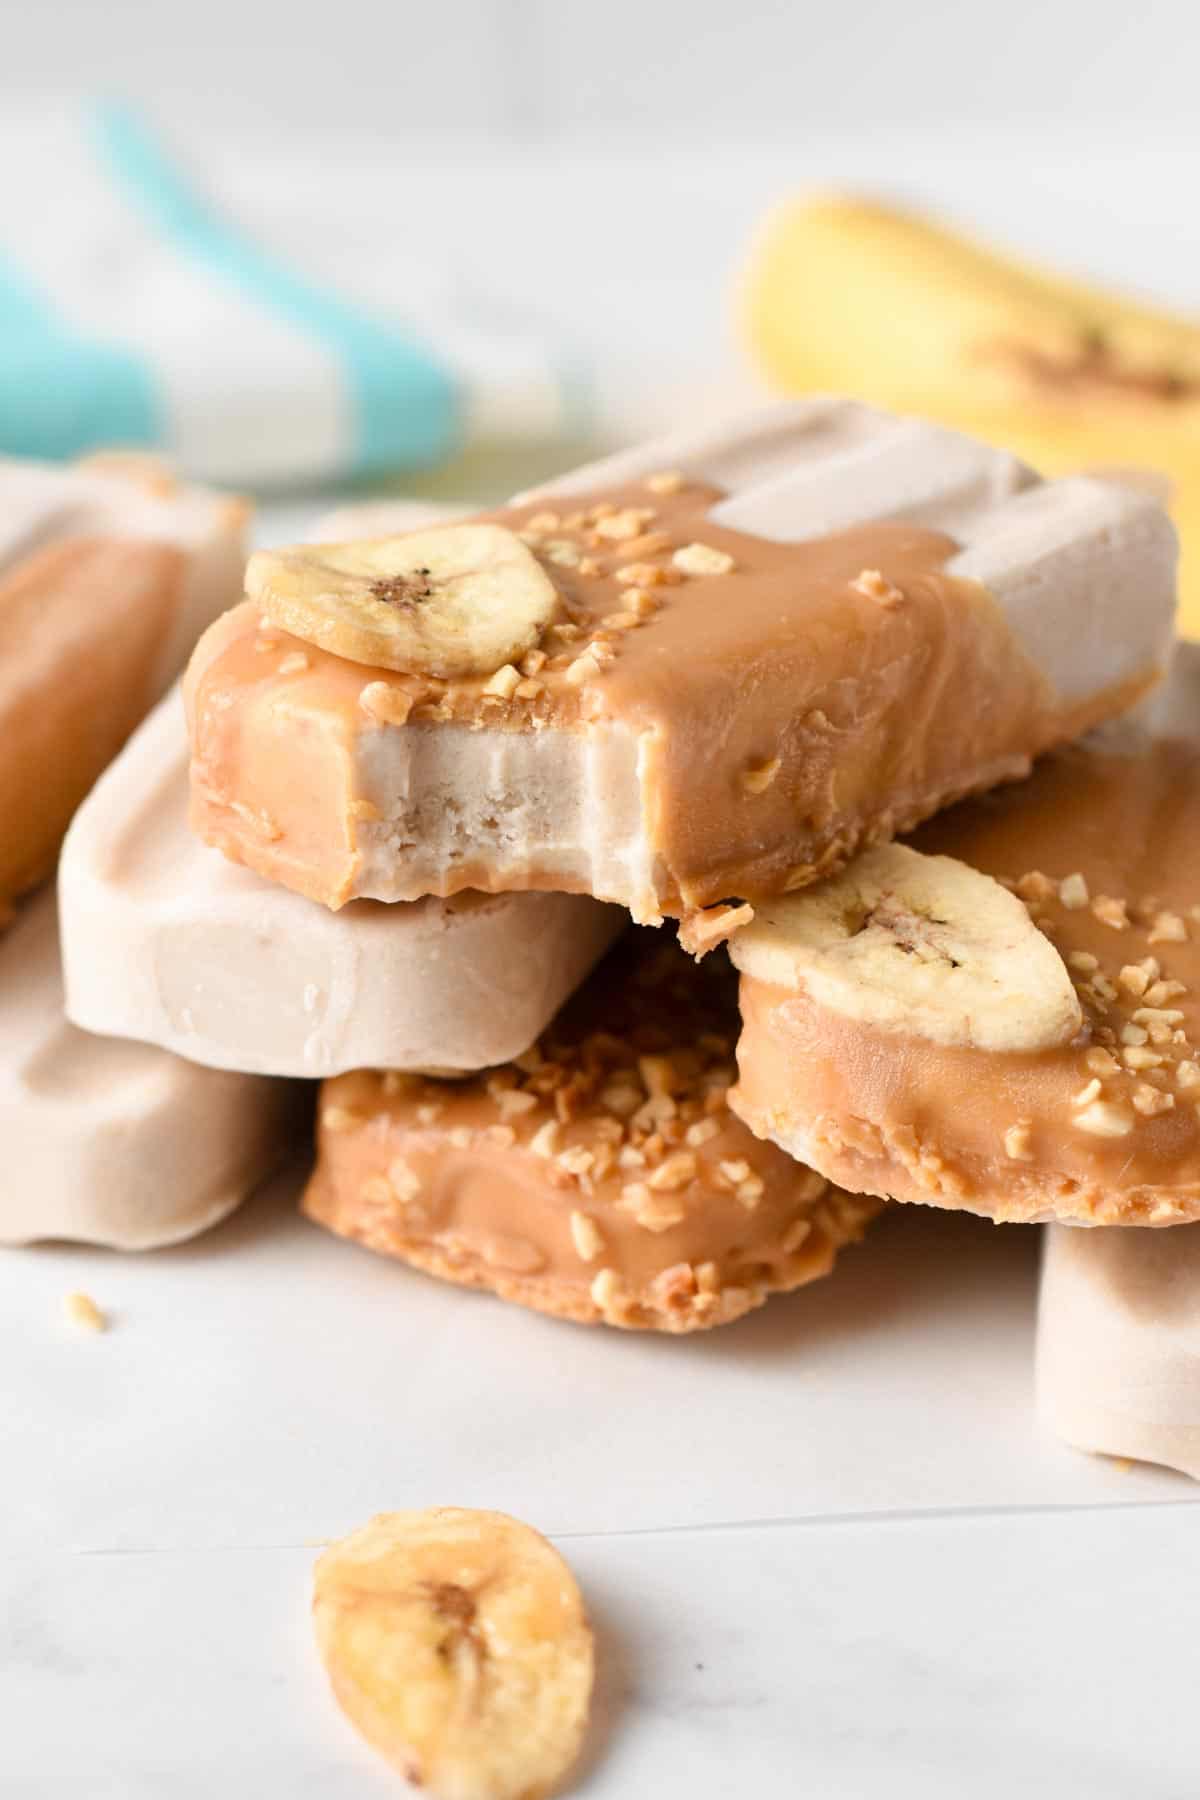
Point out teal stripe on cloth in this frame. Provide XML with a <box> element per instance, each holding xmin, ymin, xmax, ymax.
<box><xmin>92</xmin><ymin>103</ymin><xmax>462</xmax><ymax>477</ymax></box>
<box><xmin>0</xmin><ymin>252</ymin><xmax>159</xmax><ymax>459</ymax></box>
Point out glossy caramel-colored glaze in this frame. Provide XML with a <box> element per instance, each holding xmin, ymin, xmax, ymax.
<box><xmin>733</xmin><ymin>736</ymin><xmax>1200</xmax><ymax>1225</ymax></box>
<box><xmin>187</xmin><ymin>477</ymin><xmax>1076</xmax><ymax>912</ymax></box>
<box><xmin>303</xmin><ymin>930</ymin><xmax>879</xmax><ymax>1330</ymax></box>
<box><xmin>0</xmin><ymin>536</ymin><xmax>182</xmax><ymax>909</ymax></box>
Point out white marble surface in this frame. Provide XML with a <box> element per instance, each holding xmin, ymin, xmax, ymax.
<box><xmin>5</xmin><ymin>1506</ymin><xmax>1198</xmax><ymax>1797</ymax></box>
<box><xmin>4</xmin><ymin>1164</ymin><xmax>1196</xmax><ymax>1794</ymax></box>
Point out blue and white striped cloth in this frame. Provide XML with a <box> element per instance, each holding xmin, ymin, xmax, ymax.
<box><xmin>0</xmin><ymin>104</ymin><xmax>587</xmax><ymax>489</ymax></box>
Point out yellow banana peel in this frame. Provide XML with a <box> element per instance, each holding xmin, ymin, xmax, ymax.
<box><xmin>743</xmin><ymin>195</ymin><xmax>1200</xmax><ymax>636</ymax></box>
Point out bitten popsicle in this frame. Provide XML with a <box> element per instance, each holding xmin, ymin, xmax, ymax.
<box><xmin>185</xmin><ymin>399</ymin><xmax>1176</xmax><ymax>922</ymax></box>
<box><xmin>61</xmin><ymin>692</ymin><xmax>622</xmax><ymax>1078</ymax></box>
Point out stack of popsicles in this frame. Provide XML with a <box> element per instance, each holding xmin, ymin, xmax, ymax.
<box><xmin>12</xmin><ymin>397</ymin><xmax>1199</xmax><ymax>1476</ymax></box>
<box><xmin>0</xmin><ymin>451</ymin><xmax>296</xmax><ymax>1249</ymax></box>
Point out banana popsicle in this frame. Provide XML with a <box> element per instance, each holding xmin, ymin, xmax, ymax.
<box><xmin>0</xmin><ymin>452</ymin><xmax>246</xmax><ymax>913</ymax></box>
<box><xmin>1036</xmin><ymin>1223</ymin><xmax>1200</xmax><ymax>1481</ymax></box>
<box><xmin>729</xmin><ymin>650</ymin><xmax>1200</xmax><ymax>1228</ymax></box>
<box><xmin>185</xmin><ymin>400</ymin><xmax>1176</xmax><ymax>923</ymax></box>
<box><xmin>0</xmin><ymin>888</ymin><xmax>295</xmax><ymax>1248</ymax></box>
<box><xmin>60</xmin><ymin>692</ymin><xmax>622</xmax><ymax>1078</ymax></box>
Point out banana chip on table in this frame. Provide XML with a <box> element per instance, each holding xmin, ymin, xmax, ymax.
<box><xmin>743</xmin><ymin>193</ymin><xmax>1200</xmax><ymax>635</ymax></box>
<box><xmin>313</xmin><ymin>1508</ymin><xmax>593</xmax><ymax>1800</ymax></box>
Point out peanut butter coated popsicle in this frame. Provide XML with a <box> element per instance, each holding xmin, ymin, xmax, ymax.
<box><xmin>729</xmin><ymin>652</ymin><xmax>1200</xmax><ymax>1227</ymax></box>
<box><xmin>185</xmin><ymin>400</ymin><xmax>1177</xmax><ymax>922</ymax></box>
<box><xmin>303</xmin><ymin>930</ymin><xmax>879</xmax><ymax>1331</ymax></box>
<box><xmin>0</xmin><ymin>451</ymin><xmax>245</xmax><ymax>914</ymax></box>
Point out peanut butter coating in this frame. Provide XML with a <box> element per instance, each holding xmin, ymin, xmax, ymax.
<box><xmin>303</xmin><ymin>932</ymin><xmax>878</xmax><ymax>1330</ymax></box>
<box><xmin>0</xmin><ymin>536</ymin><xmax>183</xmax><ymax>911</ymax></box>
<box><xmin>186</xmin><ymin>478</ymin><xmax>1100</xmax><ymax>915</ymax></box>
<box><xmin>733</xmin><ymin>734</ymin><xmax>1200</xmax><ymax>1225</ymax></box>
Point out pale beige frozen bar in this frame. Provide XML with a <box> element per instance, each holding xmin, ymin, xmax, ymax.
<box><xmin>0</xmin><ymin>888</ymin><xmax>295</xmax><ymax>1249</ymax></box>
<box><xmin>0</xmin><ymin>452</ymin><xmax>246</xmax><ymax>909</ymax></box>
<box><xmin>187</xmin><ymin>399</ymin><xmax>1178</xmax><ymax>920</ymax></box>
<box><xmin>1037</xmin><ymin>1225</ymin><xmax>1200</xmax><ymax>1482</ymax></box>
<box><xmin>60</xmin><ymin>693</ymin><xmax>624</xmax><ymax>1077</ymax></box>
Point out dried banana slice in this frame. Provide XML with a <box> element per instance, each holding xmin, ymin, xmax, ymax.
<box><xmin>313</xmin><ymin>1507</ymin><xmax>593</xmax><ymax>1799</ymax></box>
<box><xmin>730</xmin><ymin>840</ymin><xmax>1082</xmax><ymax>1053</ymax></box>
<box><xmin>247</xmin><ymin>524</ymin><xmax>561</xmax><ymax>679</ymax></box>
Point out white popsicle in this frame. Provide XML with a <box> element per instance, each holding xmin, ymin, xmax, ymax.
<box><xmin>1037</xmin><ymin>1224</ymin><xmax>1200</xmax><ymax>1482</ymax></box>
<box><xmin>0</xmin><ymin>889</ymin><xmax>296</xmax><ymax>1249</ymax></box>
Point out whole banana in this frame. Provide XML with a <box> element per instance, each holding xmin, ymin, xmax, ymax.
<box><xmin>742</xmin><ymin>195</ymin><xmax>1200</xmax><ymax>636</ymax></box>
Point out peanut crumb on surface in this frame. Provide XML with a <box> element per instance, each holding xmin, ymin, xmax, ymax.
<box><xmin>615</xmin><ymin>560</ymin><xmax>680</xmax><ymax>588</ymax></box>
<box><xmin>1092</xmin><ymin>894</ymin><xmax>1130</xmax><ymax>931</ymax></box>
<box><xmin>672</xmin><ymin>541</ymin><xmax>736</xmax><ymax>577</ymax></box>
<box><xmin>781</xmin><ymin>1217</ymin><xmax>813</xmax><ymax>1254</ymax></box>
<box><xmin>569</xmin><ymin>1211</ymin><xmax>604</xmax><ymax>1263</ymax></box>
<box><xmin>1004</xmin><ymin>1121</ymin><xmax>1034</xmax><ymax>1162</ymax></box>
<box><xmin>322</xmin><ymin>1105</ymin><xmax>363</xmax><ymax>1133</ymax></box>
<box><xmin>646</xmin><ymin>469</ymin><xmax>686</xmax><ymax>495</ymax></box>
<box><xmin>564</xmin><ymin>651</ymin><xmax>603</xmax><ymax>687</ymax></box>
<box><xmin>1149</xmin><ymin>910</ymin><xmax>1188</xmax><ymax>944</ymax></box>
<box><xmin>359</xmin><ymin>682</ymin><xmax>415</xmax><ymax>726</ymax></box>
<box><xmin>741</xmin><ymin>757</ymin><xmax>781</xmax><ymax>796</ymax></box>
<box><xmin>541</xmin><ymin>538</ymin><xmax>581</xmax><ymax>568</ymax></box>
<box><xmin>589</xmin><ymin>1267</ymin><xmax>622</xmax><ymax>1309</ymax></box>
<box><xmin>1017</xmin><ymin>871</ymin><xmax>1055</xmax><ymax>903</ymax></box>
<box><xmin>592</xmin><ymin>507</ymin><xmax>655</xmax><ymax>542</ymax></box>
<box><xmin>1074</xmin><ymin>1099</ymin><xmax>1134</xmax><ymax>1138</ymax></box>
<box><xmin>678</xmin><ymin>902</ymin><xmax>755</xmax><ymax>960</ymax></box>
<box><xmin>1119</xmin><ymin>963</ymin><xmax>1151</xmax><ymax>996</ymax></box>
<box><xmin>63</xmin><ymin>1292</ymin><xmax>107</xmax><ymax>1333</ymax></box>
<box><xmin>1059</xmin><ymin>873</ymin><xmax>1089</xmax><ymax>909</ymax></box>
<box><xmin>851</xmin><ymin>568</ymin><xmax>904</xmax><ymax>607</ymax></box>
<box><xmin>483</xmin><ymin>663</ymin><xmax>521</xmax><ymax>699</ymax></box>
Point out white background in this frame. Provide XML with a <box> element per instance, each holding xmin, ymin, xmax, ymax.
<box><xmin>6</xmin><ymin>0</ymin><xmax>1200</xmax><ymax>138</ymax></box>
<box><xmin>10</xmin><ymin>0</ymin><xmax>1200</xmax><ymax>484</ymax></box>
